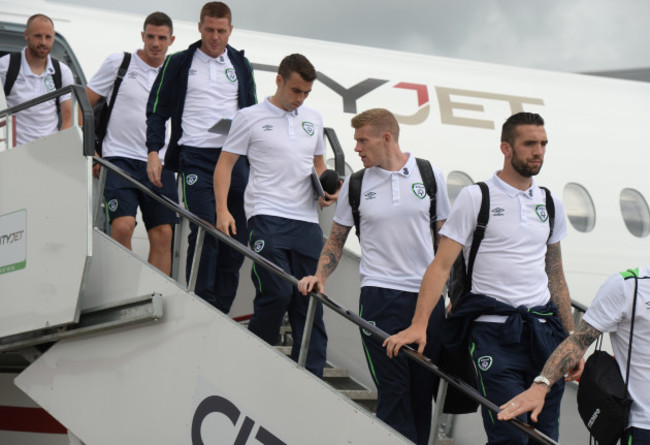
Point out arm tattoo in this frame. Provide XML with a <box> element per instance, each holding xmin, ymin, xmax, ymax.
<box><xmin>317</xmin><ymin>223</ymin><xmax>351</xmax><ymax>279</ymax></box>
<box><xmin>546</xmin><ymin>242</ymin><xmax>575</xmax><ymax>332</ymax></box>
<box><xmin>540</xmin><ymin>321</ymin><xmax>602</xmax><ymax>384</ymax></box>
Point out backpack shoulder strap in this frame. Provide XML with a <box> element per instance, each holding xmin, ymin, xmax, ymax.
<box><xmin>51</xmin><ymin>58</ymin><xmax>62</xmax><ymax>89</ymax></box>
<box><xmin>3</xmin><ymin>52</ymin><xmax>22</xmax><ymax>97</ymax></box>
<box><xmin>108</xmin><ymin>52</ymin><xmax>131</xmax><ymax>108</ymax></box>
<box><xmin>97</xmin><ymin>52</ymin><xmax>131</xmax><ymax>142</ymax></box>
<box><xmin>349</xmin><ymin>168</ymin><xmax>366</xmax><ymax>240</ymax></box>
<box><xmin>415</xmin><ymin>157</ymin><xmax>438</xmax><ymax>251</ymax></box>
<box><xmin>540</xmin><ymin>186</ymin><xmax>555</xmax><ymax>241</ymax></box>
<box><xmin>50</xmin><ymin>58</ymin><xmax>62</xmax><ymax>114</ymax></box>
<box><xmin>466</xmin><ymin>181</ymin><xmax>490</xmax><ymax>284</ymax></box>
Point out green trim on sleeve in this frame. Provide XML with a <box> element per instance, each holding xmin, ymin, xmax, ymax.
<box><xmin>620</xmin><ymin>268</ymin><xmax>639</xmax><ymax>279</ymax></box>
<box><xmin>152</xmin><ymin>54</ymin><xmax>174</xmax><ymax>114</ymax></box>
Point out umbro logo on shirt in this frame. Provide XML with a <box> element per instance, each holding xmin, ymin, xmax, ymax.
<box><xmin>492</xmin><ymin>207</ymin><xmax>505</xmax><ymax>217</ymax></box>
<box><xmin>189</xmin><ymin>69</ymin><xmax>197</xmax><ymax>76</ymax></box>
<box><xmin>127</xmin><ymin>71</ymin><xmax>137</xmax><ymax>79</ymax></box>
<box><xmin>262</xmin><ymin>125</ymin><xmax>274</xmax><ymax>132</ymax></box>
<box><xmin>364</xmin><ymin>192</ymin><xmax>377</xmax><ymax>200</ymax></box>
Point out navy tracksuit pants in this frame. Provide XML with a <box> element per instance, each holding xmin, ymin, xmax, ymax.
<box><xmin>247</xmin><ymin>215</ymin><xmax>328</xmax><ymax>377</ymax></box>
<box><xmin>179</xmin><ymin>147</ymin><xmax>249</xmax><ymax>313</ymax></box>
<box><xmin>470</xmin><ymin>320</ymin><xmax>565</xmax><ymax>444</ymax></box>
<box><xmin>624</xmin><ymin>427</ymin><xmax>650</xmax><ymax>444</ymax></box>
<box><xmin>359</xmin><ymin>287</ymin><xmax>445</xmax><ymax>445</ymax></box>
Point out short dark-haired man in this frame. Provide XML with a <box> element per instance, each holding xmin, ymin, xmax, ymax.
<box><xmin>146</xmin><ymin>2</ymin><xmax>256</xmax><ymax>311</ymax></box>
<box><xmin>298</xmin><ymin>108</ymin><xmax>451</xmax><ymax>444</ymax></box>
<box><xmin>0</xmin><ymin>14</ymin><xmax>74</xmax><ymax>145</ymax></box>
<box><xmin>386</xmin><ymin>112</ymin><xmax>577</xmax><ymax>444</ymax></box>
<box><xmin>86</xmin><ymin>12</ymin><xmax>177</xmax><ymax>275</ymax></box>
<box><xmin>214</xmin><ymin>54</ymin><xmax>338</xmax><ymax>377</ymax></box>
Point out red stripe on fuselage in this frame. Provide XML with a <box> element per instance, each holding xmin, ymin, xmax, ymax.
<box><xmin>0</xmin><ymin>406</ymin><xmax>67</xmax><ymax>434</ymax></box>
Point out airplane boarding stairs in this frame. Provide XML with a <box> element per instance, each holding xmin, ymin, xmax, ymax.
<box><xmin>0</xmin><ymin>123</ymin><xmax>411</xmax><ymax>442</ymax></box>
<box><xmin>0</xmin><ymin>87</ymin><xmax>568</xmax><ymax>444</ymax></box>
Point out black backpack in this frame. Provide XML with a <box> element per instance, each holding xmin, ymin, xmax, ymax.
<box><xmin>93</xmin><ymin>52</ymin><xmax>131</xmax><ymax>156</ymax></box>
<box><xmin>446</xmin><ymin>183</ymin><xmax>555</xmax><ymax>306</ymax></box>
<box><xmin>577</xmin><ymin>268</ymin><xmax>639</xmax><ymax>445</ymax></box>
<box><xmin>349</xmin><ymin>157</ymin><xmax>438</xmax><ymax>246</ymax></box>
<box><xmin>3</xmin><ymin>52</ymin><xmax>62</xmax><ymax>117</ymax></box>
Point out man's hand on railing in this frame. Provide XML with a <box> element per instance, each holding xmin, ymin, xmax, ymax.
<box><xmin>216</xmin><ymin>210</ymin><xmax>236</xmax><ymax>237</ymax></box>
<box><xmin>146</xmin><ymin>152</ymin><xmax>163</xmax><ymax>188</ymax></box>
<box><xmin>297</xmin><ymin>275</ymin><xmax>324</xmax><ymax>296</ymax></box>
<box><xmin>383</xmin><ymin>323</ymin><xmax>427</xmax><ymax>358</ymax></box>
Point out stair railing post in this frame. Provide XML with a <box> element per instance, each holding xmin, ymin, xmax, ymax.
<box><xmin>297</xmin><ymin>295</ymin><xmax>318</xmax><ymax>369</ymax></box>
<box><xmin>187</xmin><ymin>227</ymin><xmax>205</xmax><ymax>293</ymax></box>
<box><xmin>429</xmin><ymin>377</ymin><xmax>449</xmax><ymax>445</ymax></box>
<box><xmin>94</xmin><ymin>163</ymin><xmax>108</xmax><ymax>232</ymax></box>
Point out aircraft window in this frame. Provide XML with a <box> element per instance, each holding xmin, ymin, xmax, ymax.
<box><xmin>563</xmin><ymin>183</ymin><xmax>596</xmax><ymax>232</ymax></box>
<box><xmin>447</xmin><ymin>171</ymin><xmax>474</xmax><ymax>205</ymax></box>
<box><xmin>620</xmin><ymin>188</ymin><xmax>650</xmax><ymax>238</ymax></box>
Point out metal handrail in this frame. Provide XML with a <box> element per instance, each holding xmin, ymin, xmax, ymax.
<box><xmin>323</xmin><ymin>127</ymin><xmax>346</xmax><ymax>177</ymax></box>
<box><xmin>0</xmin><ymin>85</ymin><xmax>94</xmax><ymax>155</ymax></box>
<box><xmin>94</xmin><ymin>156</ymin><xmax>558</xmax><ymax>445</ymax></box>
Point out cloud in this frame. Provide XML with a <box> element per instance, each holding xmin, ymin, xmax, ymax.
<box><xmin>56</xmin><ymin>0</ymin><xmax>650</xmax><ymax>72</ymax></box>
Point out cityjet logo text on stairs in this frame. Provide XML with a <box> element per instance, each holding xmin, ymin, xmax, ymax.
<box><xmin>0</xmin><ymin>230</ymin><xmax>24</xmax><ymax>245</ymax></box>
<box><xmin>192</xmin><ymin>395</ymin><xmax>286</xmax><ymax>444</ymax></box>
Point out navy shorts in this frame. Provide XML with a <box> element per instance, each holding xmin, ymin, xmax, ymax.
<box><xmin>624</xmin><ymin>427</ymin><xmax>650</xmax><ymax>444</ymax></box>
<box><xmin>104</xmin><ymin>156</ymin><xmax>179</xmax><ymax>231</ymax></box>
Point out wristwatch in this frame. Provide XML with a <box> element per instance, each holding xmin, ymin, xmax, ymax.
<box><xmin>533</xmin><ymin>375</ymin><xmax>552</xmax><ymax>392</ymax></box>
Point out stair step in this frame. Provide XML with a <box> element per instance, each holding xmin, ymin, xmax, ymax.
<box><xmin>269</xmin><ymin>328</ymin><xmax>378</xmax><ymax>413</ymax></box>
<box><xmin>339</xmin><ymin>389</ymin><xmax>378</xmax><ymax>400</ymax></box>
<box><xmin>322</xmin><ymin>367</ymin><xmax>349</xmax><ymax>378</ymax></box>
<box><xmin>276</xmin><ymin>345</ymin><xmax>292</xmax><ymax>355</ymax></box>
<box><xmin>238</xmin><ymin>320</ymin><xmax>291</xmax><ymax>335</ymax></box>
<box><xmin>274</xmin><ymin>347</ymin><xmax>349</xmax><ymax>378</ymax></box>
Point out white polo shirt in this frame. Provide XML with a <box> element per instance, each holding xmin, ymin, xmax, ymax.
<box><xmin>0</xmin><ymin>48</ymin><xmax>74</xmax><ymax>146</ymax></box>
<box><xmin>583</xmin><ymin>267</ymin><xmax>650</xmax><ymax>430</ymax></box>
<box><xmin>87</xmin><ymin>50</ymin><xmax>169</xmax><ymax>162</ymax></box>
<box><xmin>334</xmin><ymin>154</ymin><xmax>451</xmax><ymax>293</ymax></box>
<box><xmin>440</xmin><ymin>172</ymin><xmax>568</xmax><ymax>308</ymax></box>
<box><xmin>223</xmin><ymin>98</ymin><xmax>325</xmax><ymax>223</ymax></box>
<box><xmin>178</xmin><ymin>48</ymin><xmax>239</xmax><ymax>148</ymax></box>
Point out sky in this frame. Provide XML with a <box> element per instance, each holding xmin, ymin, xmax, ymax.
<box><xmin>57</xmin><ymin>0</ymin><xmax>650</xmax><ymax>73</ymax></box>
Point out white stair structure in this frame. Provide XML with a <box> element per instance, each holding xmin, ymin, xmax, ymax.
<box><xmin>0</xmin><ymin>90</ymin><xmax>410</xmax><ymax>444</ymax></box>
